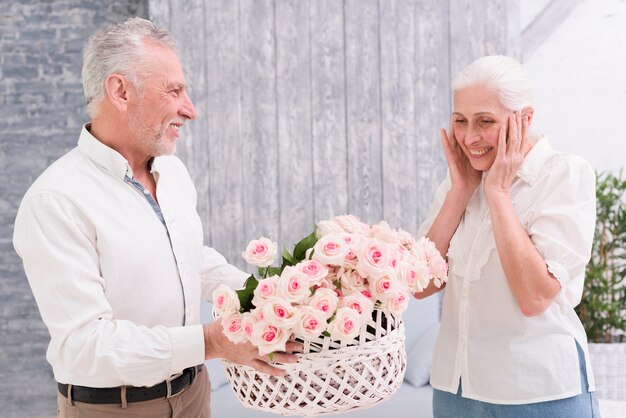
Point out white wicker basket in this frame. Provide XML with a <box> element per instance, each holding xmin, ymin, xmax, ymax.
<box><xmin>222</xmin><ymin>309</ymin><xmax>407</xmax><ymax>417</ymax></box>
<box><xmin>588</xmin><ymin>342</ymin><xmax>626</xmax><ymax>401</ymax></box>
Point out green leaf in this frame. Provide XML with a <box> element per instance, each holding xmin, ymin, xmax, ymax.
<box><xmin>282</xmin><ymin>248</ymin><xmax>295</xmax><ymax>266</ymax></box>
<box><xmin>321</xmin><ymin>331</ymin><xmax>331</xmax><ymax>338</ymax></box>
<box><xmin>267</xmin><ymin>267</ymin><xmax>281</xmax><ymax>277</ymax></box>
<box><xmin>236</xmin><ymin>275</ymin><xmax>259</xmax><ymax>313</ymax></box>
<box><xmin>293</xmin><ymin>231</ymin><xmax>318</xmax><ymax>262</ymax></box>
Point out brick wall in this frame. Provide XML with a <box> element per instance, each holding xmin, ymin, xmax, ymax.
<box><xmin>0</xmin><ymin>1</ymin><xmax>148</xmax><ymax>416</ymax></box>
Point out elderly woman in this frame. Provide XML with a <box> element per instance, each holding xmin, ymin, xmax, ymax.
<box><xmin>416</xmin><ymin>55</ymin><xmax>600</xmax><ymax>417</ymax></box>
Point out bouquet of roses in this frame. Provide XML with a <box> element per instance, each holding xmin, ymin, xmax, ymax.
<box><xmin>212</xmin><ymin>214</ymin><xmax>447</xmax><ymax>356</ymax></box>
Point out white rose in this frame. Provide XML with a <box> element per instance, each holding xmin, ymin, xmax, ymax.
<box><xmin>212</xmin><ymin>285</ymin><xmax>240</xmax><ymax>317</ymax></box>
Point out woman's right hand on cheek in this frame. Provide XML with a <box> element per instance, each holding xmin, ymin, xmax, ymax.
<box><xmin>439</xmin><ymin>126</ymin><xmax>482</xmax><ymax>197</ymax></box>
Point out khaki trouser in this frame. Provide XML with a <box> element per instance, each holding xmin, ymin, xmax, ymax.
<box><xmin>57</xmin><ymin>368</ymin><xmax>211</xmax><ymax>418</ymax></box>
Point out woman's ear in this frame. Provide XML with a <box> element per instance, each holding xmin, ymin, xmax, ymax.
<box><xmin>522</xmin><ymin>106</ymin><xmax>534</xmax><ymax>126</ymax></box>
<box><xmin>104</xmin><ymin>74</ymin><xmax>129</xmax><ymax>111</ymax></box>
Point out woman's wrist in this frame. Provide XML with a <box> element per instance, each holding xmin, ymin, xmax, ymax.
<box><xmin>484</xmin><ymin>185</ymin><xmax>510</xmax><ymax>204</ymax></box>
<box><xmin>446</xmin><ymin>186</ymin><xmax>476</xmax><ymax>209</ymax></box>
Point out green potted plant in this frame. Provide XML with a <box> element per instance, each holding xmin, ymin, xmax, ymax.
<box><xmin>575</xmin><ymin>170</ymin><xmax>626</xmax><ymax>400</ymax></box>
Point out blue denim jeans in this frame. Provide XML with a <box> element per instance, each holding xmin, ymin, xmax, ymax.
<box><xmin>433</xmin><ymin>341</ymin><xmax>601</xmax><ymax>418</ymax></box>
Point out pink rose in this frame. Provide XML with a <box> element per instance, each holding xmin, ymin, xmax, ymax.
<box><xmin>327</xmin><ymin>307</ymin><xmax>362</xmax><ymax>343</ymax></box>
<box><xmin>382</xmin><ymin>290</ymin><xmax>410</xmax><ymax>316</ymax></box>
<box><xmin>429</xmin><ymin>254</ymin><xmax>448</xmax><ymax>287</ymax></box>
<box><xmin>411</xmin><ymin>236</ymin><xmax>438</xmax><ymax>262</ymax></box>
<box><xmin>307</xmin><ymin>288</ymin><xmax>339</xmax><ymax>320</ymax></box>
<box><xmin>339</xmin><ymin>292</ymin><xmax>374</xmax><ymax>318</ymax></box>
<box><xmin>240</xmin><ymin>312</ymin><xmax>257</xmax><ymax>339</ymax></box>
<box><xmin>332</xmin><ymin>215</ymin><xmax>371</xmax><ymax>235</ymax></box>
<box><xmin>221</xmin><ymin>313</ymin><xmax>248</xmax><ymax>344</ymax></box>
<box><xmin>316</xmin><ymin>215</ymin><xmax>371</xmax><ymax>237</ymax></box>
<box><xmin>369</xmin><ymin>271</ymin><xmax>399</xmax><ymax>302</ymax></box>
<box><xmin>315</xmin><ymin>220</ymin><xmax>345</xmax><ymax>237</ymax></box>
<box><xmin>278</xmin><ymin>266</ymin><xmax>311</xmax><ymax>303</ymax></box>
<box><xmin>356</xmin><ymin>240</ymin><xmax>392</xmax><ymax>279</ymax></box>
<box><xmin>242</xmin><ymin>237</ymin><xmax>278</xmax><ymax>267</ymax></box>
<box><xmin>261</xmin><ymin>297</ymin><xmax>299</xmax><ymax>328</ymax></box>
<box><xmin>338</xmin><ymin>268</ymin><xmax>366</xmax><ymax>294</ymax></box>
<box><xmin>312</xmin><ymin>233</ymin><xmax>351</xmax><ymax>266</ymax></box>
<box><xmin>251</xmin><ymin>321</ymin><xmax>291</xmax><ymax>355</ymax></box>
<box><xmin>252</xmin><ymin>275</ymin><xmax>280</xmax><ymax>307</ymax></box>
<box><xmin>399</xmin><ymin>258</ymin><xmax>431</xmax><ymax>293</ymax></box>
<box><xmin>296</xmin><ymin>260</ymin><xmax>329</xmax><ymax>286</ymax></box>
<box><xmin>371</xmin><ymin>221</ymin><xmax>400</xmax><ymax>244</ymax></box>
<box><xmin>397</xmin><ymin>228</ymin><xmax>416</xmax><ymax>249</ymax></box>
<box><xmin>212</xmin><ymin>285</ymin><xmax>240</xmax><ymax>317</ymax></box>
<box><xmin>293</xmin><ymin>306</ymin><xmax>328</xmax><ymax>340</ymax></box>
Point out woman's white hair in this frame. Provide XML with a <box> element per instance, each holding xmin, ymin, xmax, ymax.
<box><xmin>82</xmin><ymin>17</ymin><xmax>176</xmax><ymax>117</ymax></box>
<box><xmin>452</xmin><ymin>55</ymin><xmax>533</xmax><ymax>111</ymax></box>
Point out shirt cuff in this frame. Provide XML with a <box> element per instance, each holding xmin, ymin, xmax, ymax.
<box><xmin>169</xmin><ymin>324</ymin><xmax>205</xmax><ymax>373</ymax></box>
<box><xmin>545</xmin><ymin>260</ymin><xmax>570</xmax><ymax>291</ymax></box>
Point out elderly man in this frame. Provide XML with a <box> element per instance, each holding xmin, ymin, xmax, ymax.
<box><xmin>13</xmin><ymin>17</ymin><xmax>296</xmax><ymax>417</ymax></box>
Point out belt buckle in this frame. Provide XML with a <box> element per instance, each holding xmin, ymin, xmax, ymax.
<box><xmin>165</xmin><ymin>371</ymin><xmax>184</xmax><ymax>398</ymax></box>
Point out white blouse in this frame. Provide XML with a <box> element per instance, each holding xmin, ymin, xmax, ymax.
<box><xmin>419</xmin><ymin>137</ymin><xmax>597</xmax><ymax>404</ymax></box>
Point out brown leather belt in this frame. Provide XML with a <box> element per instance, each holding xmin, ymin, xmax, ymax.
<box><xmin>57</xmin><ymin>364</ymin><xmax>203</xmax><ymax>404</ymax></box>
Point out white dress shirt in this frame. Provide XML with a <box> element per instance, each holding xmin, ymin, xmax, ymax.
<box><xmin>13</xmin><ymin>125</ymin><xmax>248</xmax><ymax>388</ymax></box>
<box><xmin>419</xmin><ymin>137</ymin><xmax>596</xmax><ymax>404</ymax></box>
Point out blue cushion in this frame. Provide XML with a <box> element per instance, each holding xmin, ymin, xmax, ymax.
<box><xmin>404</xmin><ymin>321</ymin><xmax>440</xmax><ymax>387</ymax></box>
<box><xmin>403</xmin><ymin>296</ymin><xmax>441</xmax><ymax>349</ymax></box>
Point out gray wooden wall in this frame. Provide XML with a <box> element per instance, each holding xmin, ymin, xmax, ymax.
<box><xmin>0</xmin><ymin>3</ymin><xmax>150</xmax><ymax>416</ymax></box>
<box><xmin>149</xmin><ymin>0</ymin><xmax>520</xmax><ymax>268</ymax></box>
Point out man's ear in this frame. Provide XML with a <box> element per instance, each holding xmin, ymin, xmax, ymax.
<box><xmin>522</xmin><ymin>106</ymin><xmax>534</xmax><ymax>126</ymax></box>
<box><xmin>104</xmin><ymin>74</ymin><xmax>129</xmax><ymax>111</ymax></box>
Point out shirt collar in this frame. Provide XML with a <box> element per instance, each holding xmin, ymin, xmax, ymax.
<box><xmin>77</xmin><ymin>124</ymin><xmax>133</xmax><ymax>179</ymax></box>
<box><xmin>516</xmin><ymin>136</ymin><xmax>553</xmax><ymax>185</ymax></box>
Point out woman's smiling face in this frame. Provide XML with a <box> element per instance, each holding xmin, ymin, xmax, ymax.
<box><xmin>452</xmin><ymin>84</ymin><xmax>512</xmax><ymax>172</ymax></box>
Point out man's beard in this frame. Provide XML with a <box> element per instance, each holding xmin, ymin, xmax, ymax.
<box><xmin>129</xmin><ymin>113</ymin><xmax>176</xmax><ymax>157</ymax></box>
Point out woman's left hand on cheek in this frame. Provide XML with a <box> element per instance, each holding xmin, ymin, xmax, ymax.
<box><xmin>485</xmin><ymin>111</ymin><xmax>528</xmax><ymax>196</ymax></box>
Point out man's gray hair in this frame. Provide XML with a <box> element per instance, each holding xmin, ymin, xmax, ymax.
<box><xmin>82</xmin><ymin>17</ymin><xmax>176</xmax><ymax>117</ymax></box>
<box><xmin>452</xmin><ymin>55</ymin><xmax>533</xmax><ymax>111</ymax></box>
